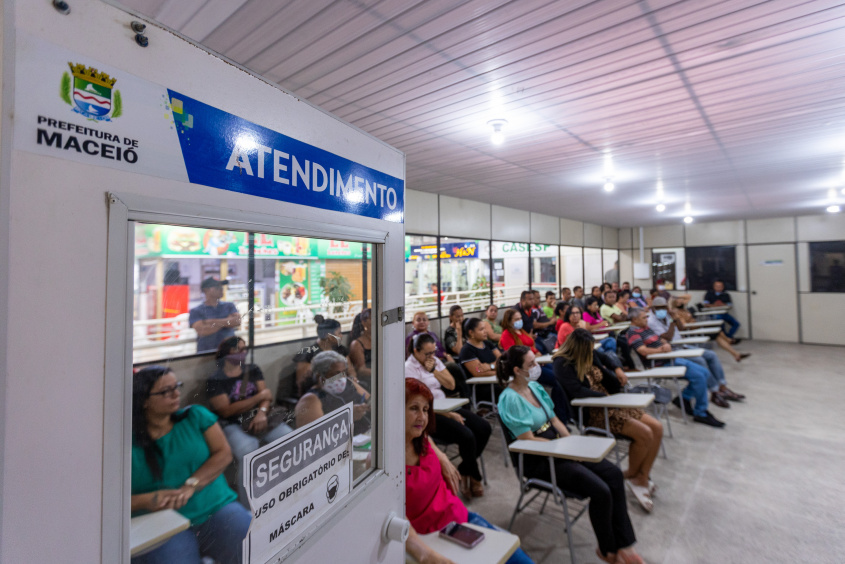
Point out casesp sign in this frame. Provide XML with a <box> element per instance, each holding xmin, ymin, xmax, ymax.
<box><xmin>242</xmin><ymin>405</ymin><xmax>353</xmax><ymax>564</ymax></box>
<box><xmin>13</xmin><ymin>33</ymin><xmax>404</xmax><ymax>223</ymax></box>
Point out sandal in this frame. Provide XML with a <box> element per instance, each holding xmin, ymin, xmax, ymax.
<box><xmin>596</xmin><ymin>548</ymin><xmax>617</xmax><ymax>563</ymax></box>
<box><xmin>626</xmin><ymin>480</ymin><xmax>653</xmax><ymax>513</ymax></box>
<box><xmin>648</xmin><ymin>479</ymin><xmax>657</xmax><ymax>496</ymax></box>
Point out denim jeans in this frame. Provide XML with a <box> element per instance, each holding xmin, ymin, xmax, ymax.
<box><xmin>131</xmin><ymin>501</ymin><xmax>251</xmax><ymax>564</ymax></box>
<box><xmin>686</xmin><ymin>349</ymin><xmax>727</xmax><ymax>391</ymax></box>
<box><xmin>224</xmin><ymin>421</ymin><xmax>293</xmax><ymax>505</ymax></box>
<box><xmin>466</xmin><ymin>512</ymin><xmax>534</xmax><ymax>564</ymax></box>
<box><xmin>675</xmin><ymin>358</ymin><xmax>710</xmax><ymax>416</ymax></box>
<box><xmin>719</xmin><ymin>313</ymin><xmax>740</xmax><ymax>338</ymax></box>
<box><xmin>599</xmin><ymin>336</ymin><xmax>617</xmax><ymax>355</ymax></box>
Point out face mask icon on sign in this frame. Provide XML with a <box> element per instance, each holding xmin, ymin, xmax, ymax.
<box><xmin>326</xmin><ymin>475</ymin><xmax>340</xmax><ymax>503</ymax></box>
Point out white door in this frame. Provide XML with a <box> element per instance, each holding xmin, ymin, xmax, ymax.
<box><xmin>747</xmin><ymin>244</ymin><xmax>799</xmax><ymax>342</ymax></box>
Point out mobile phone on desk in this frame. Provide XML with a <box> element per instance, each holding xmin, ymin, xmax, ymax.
<box><xmin>438</xmin><ymin>522</ymin><xmax>485</xmax><ymax>549</ymax></box>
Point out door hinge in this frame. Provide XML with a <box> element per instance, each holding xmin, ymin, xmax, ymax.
<box><xmin>380</xmin><ymin>306</ymin><xmax>404</xmax><ymax>327</ymax></box>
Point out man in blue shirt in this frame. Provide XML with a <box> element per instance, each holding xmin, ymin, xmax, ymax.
<box><xmin>703</xmin><ymin>280</ymin><xmax>740</xmax><ymax>340</ymax></box>
<box><xmin>189</xmin><ymin>278</ymin><xmax>241</xmax><ymax>353</ymax></box>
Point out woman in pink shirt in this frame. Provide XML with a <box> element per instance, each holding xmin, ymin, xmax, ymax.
<box><xmin>584</xmin><ymin>297</ymin><xmax>620</xmax><ymax>361</ymax></box>
<box><xmin>404</xmin><ymin>378</ymin><xmax>533</xmax><ymax>564</ymax></box>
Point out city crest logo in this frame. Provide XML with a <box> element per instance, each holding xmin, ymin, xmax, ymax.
<box><xmin>60</xmin><ymin>63</ymin><xmax>123</xmax><ymax>121</ymax></box>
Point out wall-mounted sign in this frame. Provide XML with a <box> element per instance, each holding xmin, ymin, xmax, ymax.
<box><xmin>14</xmin><ymin>33</ymin><xmax>404</xmax><ymax>222</ymax></box>
<box><xmin>243</xmin><ymin>405</ymin><xmax>353</xmax><ymax>564</ymax></box>
<box><xmin>762</xmin><ymin>260</ymin><xmax>784</xmax><ymax>266</ymax></box>
<box><xmin>409</xmin><ymin>241</ymin><xmax>479</xmax><ymax>260</ymax></box>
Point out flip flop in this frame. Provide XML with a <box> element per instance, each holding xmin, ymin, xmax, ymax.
<box><xmin>648</xmin><ymin>479</ymin><xmax>657</xmax><ymax>496</ymax></box>
<box><xmin>626</xmin><ymin>480</ymin><xmax>653</xmax><ymax>513</ymax></box>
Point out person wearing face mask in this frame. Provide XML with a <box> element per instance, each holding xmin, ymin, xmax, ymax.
<box><xmin>295</xmin><ymin>350</ymin><xmax>371</xmax><ymax>435</ymax></box>
<box><xmin>628</xmin><ymin>286</ymin><xmax>648</xmax><ymax>309</ymax></box>
<box><xmin>553</xmin><ymin>329</ymin><xmax>663</xmax><ymax>513</ymax></box>
<box><xmin>405</xmin><ymin>333</ymin><xmax>491</xmax><ymax>498</ymax></box>
<box><xmin>497</xmin><ymin>346</ymin><xmax>644</xmax><ymax>564</ymax></box>
<box><xmin>207</xmin><ymin>337</ymin><xmax>293</xmax><ymax>505</ymax></box>
<box><xmin>292</xmin><ymin>315</ymin><xmax>357</xmax><ymax>397</ymax></box>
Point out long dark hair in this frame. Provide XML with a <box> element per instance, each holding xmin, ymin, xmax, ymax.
<box><xmin>215</xmin><ymin>336</ymin><xmax>245</xmax><ymax>366</ymax></box>
<box><xmin>348</xmin><ymin>308</ymin><xmax>371</xmax><ymax>345</ymax></box>
<box><xmin>132</xmin><ymin>366</ymin><xmax>188</xmax><ymax>482</ymax></box>
<box><xmin>554</xmin><ymin>301</ymin><xmax>568</xmax><ymax>318</ymax></box>
<box><xmin>405</xmin><ymin>378</ymin><xmax>436</xmax><ymax>455</ymax></box>
<box><xmin>463</xmin><ymin>317</ymin><xmax>483</xmax><ymax>337</ymax></box>
<box><xmin>563</xmin><ymin>304</ymin><xmax>582</xmax><ymax>326</ymax></box>
<box><xmin>501</xmin><ymin>308</ymin><xmax>522</xmax><ymax>344</ymax></box>
<box><xmin>314</xmin><ymin>314</ymin><xmax>341</xmax><ymax>340</ymax></box>
<box><xmin>495</xmin><ymin>345</ymin><xmax>531</xmax><ymax>387</ymax></box>
<box><xmin>406</xmin><ymin>331</ymin><xmax>436</xmax><ymax>358</ymax></box>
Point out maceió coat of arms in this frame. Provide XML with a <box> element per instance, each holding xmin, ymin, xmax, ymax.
<box><xmin>60</xmin><ymin>63</ymin><xmax>122</xmax><ymax>121</ymax></box>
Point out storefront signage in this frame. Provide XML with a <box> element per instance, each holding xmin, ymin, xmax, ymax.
<box><xmin>243</xmin><ymin>405</ymin><xmax>353</xmax><ymax>564</ymax></box>
<box><xmin>14</xmin><ymin>33</ymin><xmax>404</xmax><ymax>223</ymax></box>
<box><xmin>409</xmin><ymin>241</ymin><xmax>479</xmax><ymax>260</ymax></box>
<box><xmin>490</xmin><ymin>242</ymin><xmax>554</xmax><ymax>258</ymax></box>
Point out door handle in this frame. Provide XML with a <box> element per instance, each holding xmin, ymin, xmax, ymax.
<box><xmin>751</xmin><ymin>291</ymin><xmax>757</xmax><ymax>295</ymax></box>
<box><xmin>382</xmin><ymin>512</ymin><xmax>410</xmax><ymax>543</ymax></box>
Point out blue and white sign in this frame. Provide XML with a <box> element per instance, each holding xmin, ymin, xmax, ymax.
<box><xmin>13</xmin><ymin>32</ymin><xmax>405</xmax><ymax>223</ymax></box>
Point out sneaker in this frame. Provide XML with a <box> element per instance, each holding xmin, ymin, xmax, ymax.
<box><xmin>671</xmin><ymin>396</ymin><xmax>695</xmax><ymax>416</ymax></box>
<box><xmin>693</xmin><ymin>412</ymin><xmax>726</xmax><ymax>428</ymax></box>
<box><xmin>710</xmin><ymin>392</ymin><xmax>730</xmax><ymax>409</ymax></box>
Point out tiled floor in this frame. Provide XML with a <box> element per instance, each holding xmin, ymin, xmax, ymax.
<box><xmin>460</xmin><ymin>341</ymin><xmax>845</xmax><ymax>564</ymax></box>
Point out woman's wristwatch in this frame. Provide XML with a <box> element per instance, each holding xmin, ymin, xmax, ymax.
<box><xmin>184</xmin><ymin>476</ymin><xmax>200</xmax><ymax>489</ymax></box>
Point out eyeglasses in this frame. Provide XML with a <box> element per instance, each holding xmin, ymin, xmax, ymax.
<box><xmin>149</xmin><ymin>382</ymin><xmax>183</xmax><ymax>397</ymax></box>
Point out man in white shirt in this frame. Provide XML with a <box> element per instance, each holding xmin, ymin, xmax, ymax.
<box><xmin>647</xmin><ymin>297</ymin><xmax>744</xmax><ymax>408</ymax></box>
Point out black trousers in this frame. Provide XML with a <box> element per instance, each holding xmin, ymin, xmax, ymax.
<box><xmin>442</xmin><ymin>362</ymin><xmax>471</xmax><ymax>399</ymax></box>
<box><xmin>432</xmin><ymin>407</ymin><xmax>491</xmax><ymax>481</ymax></box>
<box><xmin>522</xmin><ymin>455</ymin><xmax>636</xmax><ymax>555</ymax></box>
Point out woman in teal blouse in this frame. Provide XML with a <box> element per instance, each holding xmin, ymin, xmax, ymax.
<box><xmin>496</xmin><ymin>347</ymin><xmax>644</xmax><ymax>564</ymax></box>
<box><xmin>131</xmin><ymin>366</ymin><xmax>251</xmax><ymax>564</ymax></box>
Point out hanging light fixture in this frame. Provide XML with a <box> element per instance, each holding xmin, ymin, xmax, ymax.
<box><xmin>487</xmin><ymin>119</ymin><xmax>508</xmax><ymax>145</ymax></box>
<box><xmin>603</xmin><ymin>178</ymin><xmax>615</xmax><ymax>192</ymax></box>
<box><xmin>656</xmin><ymin>203</ymin><xmax>666</xmax><ymax>212</ymax></box>
<box><xmin>683</xmin><ymin>216</ymin><xmax>694</xmax><ymax>223</ymax></box>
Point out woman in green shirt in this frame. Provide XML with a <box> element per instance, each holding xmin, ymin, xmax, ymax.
<box><xmin>131</xmin><ymin>366</ymin><xmax>251</xmax><ymax>564</ymax></box>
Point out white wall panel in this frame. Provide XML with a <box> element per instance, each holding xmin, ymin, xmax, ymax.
<box><xmin>439</xmin><ymin>195</ymin><xmax>490</xmax><ymax>239</ymax></box>
<box><xmin>747</xmin><ymin>217</ymin><xmax>796</xmax><ymax>244</ymax></box>
<box><xmin>602</xmin><ymin>226</ymin><xmax>619</xmax><ymax>249</ymax></box>
<box><xmin>530</xmin><ymin>212</ymin><xmax>560</xmax><ymax>244</ymax></box>
<box><xmin>797</xmin><ymin>242</ymin><xmax>810</xmax><ymax>293</ymax></box>
<box><xmin>800</xmin><ymin>294</ymin><xmax>845</xmax><ymax>345</ymax></box>
<box><xmin>685</xmin><ymin>220</ymin><xmax>745</xmax><ymax>246</ymax></box>
<box><xmin>797</xmin><ymin>213</ymin><xmax>845</xmax><ymax>241</ymax></box>
<box><xmin>492</xmin><ymin>205</ymin><xmax>530</xmax><ymax>242</ymax></box>
<box><xmin>619</xmin><ymin>228</ymin><xmax>634</xmax><ymax>249</ymax></box>
<box><xmin>405</xmin><ymin>188</ymin><xmax>439</xmax><ymax>235</ymax></box>
<box><xmin>736</xmin><ymin>244</ymin><xmax>748</xmax><ymax>292</ymax></box>
<box><xmin>633</xmin><ymin>247</ymin><xmax>653</xmax><ymax>289</ymax></box>
<box><xmin>560</xmin><ymin>218</ymin><xmax>584</xmax><ymax>246</ymax></box>
<box><xmin>643</xmin><ymin>225</ymin><xmax>684</xmax><ymax>248</ymax></box>
<box><xmin>619</xmin><ymin>250</ymin><xmax>634</xmax><ymax>286</ymax></box>
<box><xmin>584</xmin><ymin>222</ymin><xmax>602</xmax><ymax>247</ymax></box>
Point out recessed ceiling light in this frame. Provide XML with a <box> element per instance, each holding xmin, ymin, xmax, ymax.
<box><xmin>683</xmin><ymin>216</ymin><xmax>694</xmax><ymax>223</ymax></box>
<box><xmin>487</xmin><ymin>119</ymin><xmax>507</xmax><ymax>145</ymax></box>
<box><xmin>827</xmin><ymin>205</ymin><xmax>841</xmax><ymax>213</ymax></box>
<box><xmin>603</xmin><ymin>180</ymin><xmax>615</xmax><ymax>192</ymax></box>
<box><xmin>656</xmin><ymin>203</ymin><xmax>666</xmax><ymax>212</ymax></box>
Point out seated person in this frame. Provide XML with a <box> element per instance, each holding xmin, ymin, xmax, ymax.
<box><xmin>571</xmin><ymin>285</ymin><xmax>586</xmax><ymax>309</ymax></box>
<box><xmin>553</xmin><ymin>301</ymin><xmax>569</xmax><ymax>333</ymax></box>
<box><xmin>626</xmin><ymin>308</ymin><xmax>724</xmax><ymax>428</ymax></box>
<box><xmin>555</xmin><ymin>304</ymin><xmax>588</xmax><ymax>349</ymax></box>
<box><xmin>131</xmin><ymin>367</ymin><xmax>251</xmax><ymax>564</ymax></box>
<box><xmin>404</xmin><ymin>379</ymin><xmax>534</xmax><ymax>564</ymax></box>
<box><xmin>621</xmin><ymin>282</ymin><xmax>631</xmax><ymax>292</ymax></box>
<box><xmin>207</xmin><ymin>337</ymin><xmax>293</xmax><ymax>504</ymax></box>
<box><xmin>443</xmin><ymin>305</ymin><xmax>465</xmax><ymax>359</ymax></box>
<box><xmin>628</xmin><ymin>287</ymin><xmax>647</xmax><ymax>308</ymax></box>
<box><xmin>703</xmin><ymin>279</ymin><xmax>741</xmax><ymax>341</ymax></box>
<box><xmin>499</xmin><ymin>309</ymin><xmax>569</xmax><ymax>423</ymax></box>
<box><xmin>496</xmin><ymin>347</ymin><xmax>644</xmax><ymax>564</ymax></box>
<box><xmin>616</xmin><ymin>290</ymin><xmax>631</xmax><ymax>315</ymax></box>
<box><xmin>348</xmin><ymin>308</ymin><xmax>373</xmax><ymax>390</ymax></box>
<box><xmin>543</xmin><ymin>290</ymin><xmax>557</xmax><ymax>319</ymax></box>
<box><xmin>405</xmin><ymin>333</ymin><xmax>491</xmax><ymax>498</ymax></box>
<box><xmin>560</xmin><ymin>286</ymin><xmax>573</xmax><ymax>306</ymax></box>
<box><xmin>590</xmin><ymin>285</ymin><xmax>604</xmax><ymax>306</ymax></box>
<box><xmin>600</xmin><ymin>290</ymin><xmax>629</xmax><ymax>324</ymax></box>
<box><xmin>670</xmin><ymin>297</ymin><xmax>750</xmax><ymax>363</ymax></box>
<box><xmin>292</xmin><ymin>315</ymin><xmax>356</xmax><ymax>397</ymax></box>
<box><xmin>584</xmin><ymin>297</ymin><xmax>620</xmax><ymax>361</ymax></box>
<box><xmin>531</xmin><ymin>290</ymin><xmax>557</xmax><ymax>353</ymax></box>
<box><xmin>553</xmin><ymin>329</ymin><xmax>663</xmax><ymax>512</ymax></box>
<box><xmin>512</xmin><ymin>290</ymin><xmax>536</xmax><ymax>338</ymax></box>
<box><xmin>483</xmin><ymin>303</ymin><xmax>503</xmax><ymax>345</ymax></box>
<box><xmin>648</xmin><ymin>298</ymin><xmax>746</xmax><ymax>408</ymax></box>
<box><xmin>295</xmin><ymin>350</ymin><xmax>370</xmax><ymax>435</ymax></box>
<box><xmin>459</xmin><ymin>318</ymin><xmax>501</xmax><ymax>379</ymax></box>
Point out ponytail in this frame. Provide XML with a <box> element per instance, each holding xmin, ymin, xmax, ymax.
<box><xmin>496</xmin><ymin>345</ymin><xmax>531</xmax><ymax>387</ymax></box>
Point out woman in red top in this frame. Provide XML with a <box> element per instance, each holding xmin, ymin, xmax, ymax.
<box><xmin>404</xmin><ymin>379</ymin><xmax>533</xmax><ymax>564</ymax></box>
<box><xmin>498</xmin><ymin>309</ymin><xmax>570</xmax><ymax>422</ymax></box>
<box><xmin>555</xmin><ymin>304</ymin><xmax>590</xmax><ymax>349</ymax></box>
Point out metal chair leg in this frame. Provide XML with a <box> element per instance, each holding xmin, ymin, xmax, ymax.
<box><xmin>499</xmin><ymin>423</ymin><xmax>510</xmax><ymax>468</ymax></box>
<box><xmin>479</xmin><ymin>452</ymin><xmax>488</xmax><ymax>486</ymax></box>
<box><xmin>562</xmin><ymin>497</ymin><xmax>578</xmax><ymax>564</ymax></box>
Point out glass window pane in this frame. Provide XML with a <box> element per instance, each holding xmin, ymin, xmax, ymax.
<box><xmin>439</xmin><ymin>238</ymin><xmax>491</xmax><ymax>313</ymax></box>
<box><xmin>132</xmin><ymin>222</ymin><xmax>378</xmax><ymax>563</ymax></box>
<box><xmin>584</xmin><ymin>247</ymin><xmax>603</xmax><ymax>289</ymax></box>
<box><xmin>559</xmin><ymin>246</ymin><xmax>583</xmax><ymax>291</ymax></box>
<box><xmin>602</xmin><ymin>249</ymin><xmax>619</xmax><ymax>284</ymax></box>
<box><xmin>405</xmin><ymin>235</ymin><xmax>440</xmax><ymax>319</ymax></box>
<box><xmin>492</xmin><ymin>241</ymin><xmax>529</xmax><ymax>307</ymax></box>
<box><xmin>685</xmin><ymin>246</ymin><xmax>736</xmax><ymax>291</ymax></box>
<box><xmin>531</xmin><ymin>244</ymin><xmax>558</xmax><ymax>295</ymax></box>
<box><xmin>810</xmin><ymin>241</ymin><xmax>845</xmax><ymax>292</ymax></box>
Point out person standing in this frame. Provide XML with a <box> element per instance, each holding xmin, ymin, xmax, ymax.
<box><xmin>189</xmin><ymin>278</ymin><xmax>241</xmax><ymax>354</ymax></box>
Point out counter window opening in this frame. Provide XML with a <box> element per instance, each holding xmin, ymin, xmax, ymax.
<box><xmin>130</xmin><ymin>221</ymin><xmax>378</xmax><ymax>562</ymax></box>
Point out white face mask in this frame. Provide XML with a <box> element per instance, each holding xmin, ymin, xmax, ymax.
<box><xmin>528</xmin><ymin>364</ymin><xmax>542</xmax><ymax>381</ymax></box>
<box><xmin>323</xmin><ymin>373</ymin><xmax>348</xmax><ymax>395</ymax></box>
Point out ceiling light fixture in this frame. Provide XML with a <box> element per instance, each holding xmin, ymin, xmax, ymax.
<box><xmin>487</xmin><ymin>119</ymin><xmax>508</xmax><ymax>145</ymax></box>
<box><xmin>683</xmin><ymin>216</ymin><xmax>694</xmax><ymax>224</ymax></box>
<box><xmin>603</xmin><ymin>179</ymin><xmax>615</xmax><ymax>192</ymax></box>
<box><xmin>828</xmin><ymin>205</ymin><xmax>841</xmax><ymax>213</ymax></box>
<box><xmin>656</xmin><ymin>203</ymin><xmax>666</xmax><ymax>212</ymax></box>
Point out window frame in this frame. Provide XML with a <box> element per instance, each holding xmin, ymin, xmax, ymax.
<box><xmin>808</xmin><ymin>240</ymin><xmax>845</xmax><ymax>293</ymax></box>
<box><xmin>684</xmin><ymin>245</ymin><xmax>738</xmax><ymax>291</ymax></box>
<box><xmin>105</xmin><ymin>192</ymin><xmax>389</xmax><ymax>564</ymax></box>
